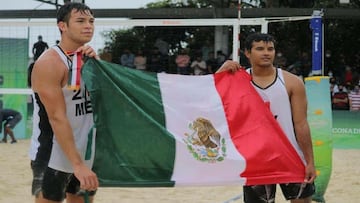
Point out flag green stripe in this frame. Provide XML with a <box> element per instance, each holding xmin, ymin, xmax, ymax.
<box><xmin>82</xmin><ymin>59</ymin><xmax>176</xmax><ymax>187</ymax></box>
<box><xmin>84</xmin><ymin>126</ymin><xmax>93</xmax><ymax>160</ymax></box>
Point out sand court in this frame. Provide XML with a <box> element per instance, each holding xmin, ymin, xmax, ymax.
<box><xmin>1</xmin><ymin>139</ymin><xmax>359</xmax><ymax>203</ymax></box>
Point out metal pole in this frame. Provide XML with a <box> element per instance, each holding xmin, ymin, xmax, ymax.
<box><xmin>235</xmin><ymin>0</ymin><xmax>242</xmax><ymax>63</ymax></box>
<box><xmin>310</xmin><ymin>10</ymin><xmax>323</xmax><ymax>75</ymax></box>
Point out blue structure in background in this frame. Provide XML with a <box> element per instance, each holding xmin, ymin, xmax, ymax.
<box><xmin>310</xmin><ymin>10</ymin><xmax>323</xmax><ymax>75</ymax></box>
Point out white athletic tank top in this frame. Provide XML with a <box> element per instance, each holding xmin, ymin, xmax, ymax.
<box><xmin>247</xmin><ymin>68</ymin><xmax>306</xmax><ymax>163</ymax></box>
<box><xmin>29</xmin><ymin>46</ymin><xmax>96</xmax><ymax>173</ymax></box>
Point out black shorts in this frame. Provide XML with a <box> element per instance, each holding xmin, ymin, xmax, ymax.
<box><xmin>30</xmin><ymin>161</ymin><xmax>96</xmax><ymax>202</ymax></box>
<box><xmin>243</xmin><ymin>183</ymin><xmax>315</xmax><ymax>203</ymax></box>
<box><xmin>4</xmin><ymin>114</ymin><xmax>22</xmax><ymax>129</ymax></box>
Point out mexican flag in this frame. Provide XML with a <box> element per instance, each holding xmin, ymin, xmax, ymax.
<box><xmin>81</xmin><ymin>59</ymin><xmax>305</xmax><ymax>187</ymax></box>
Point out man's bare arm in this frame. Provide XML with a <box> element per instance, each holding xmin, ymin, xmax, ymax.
<box><xmin>286</xmin><ymin>72</ymin><xmax>316</xmax><ymax>183</ymax></box>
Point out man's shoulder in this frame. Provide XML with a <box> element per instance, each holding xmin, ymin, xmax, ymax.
<box><xmin>282</xmin><ymin>69</ymin><xmax>302</xmax><ymax>81</ymax></box>
<box><xmin>32</xmin><ymin>50</ymin><xmax>67</xmax><ymax>92</ymax></box>
<box><xmin>34</xmin><ymin>49</ymin><xmax>63</xmax><ymax>68</ymax></box>
<box><xmin>280</xmin><ymin>69</ymin><xmax>306</xmax><ymax>95</ymax></box>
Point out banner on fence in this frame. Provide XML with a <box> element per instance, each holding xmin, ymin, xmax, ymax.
<box><xmin>0</xmin><ymin>38</ymin><xmax>29</xmax><ymax>139</ymax></box>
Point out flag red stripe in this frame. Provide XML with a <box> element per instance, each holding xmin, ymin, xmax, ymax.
<box><xmin>214</xmin><ymin>70</ymin><xmax>305</xmax><ymax>185</ymax></box>
<box><xmin>76</xmin><ymin>52</ymin><xmax>83</xmax><ymax>87</ymax></box>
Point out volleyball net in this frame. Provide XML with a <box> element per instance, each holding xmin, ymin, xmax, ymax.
<box><xmin>0</xmin><ymin>18</ymin><xmax>268</xmax><ymax>140</ymax></box>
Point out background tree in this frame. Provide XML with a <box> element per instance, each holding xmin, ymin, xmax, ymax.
<box><xmin>102</xmin><ymin>0</ymin><xmax>359</xmax><ymax>78</ymax></box>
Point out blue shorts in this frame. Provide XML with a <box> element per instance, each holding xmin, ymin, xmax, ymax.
<box><xmin>31</xmin><ymin>161</ymin><xmax>96</xmax><ymax>202</ymax></box>
<box><xmin>243</xmin><ymin>183</ymin><xmax>315</xmax><ymax>203</ymax></box>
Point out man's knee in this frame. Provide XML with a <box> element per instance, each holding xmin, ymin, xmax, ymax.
<box><xmin>66</xmin><ymin>193</ymin><xmax>95</xmax><ymax>203</ymax></box>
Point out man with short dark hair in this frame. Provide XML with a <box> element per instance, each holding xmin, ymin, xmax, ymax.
<box><xmin>217</xmin><ymin>33</ymin><xmax>316</xmax><ymax>203</ymax></box>
<box><xmin>29</xmin><ymin>2</ymin><xmax>99</xmax><ymax>202</ymax></box>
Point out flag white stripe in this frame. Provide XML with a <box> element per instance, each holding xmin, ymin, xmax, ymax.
<box><xmin>71</xmin><ymin>54</ymin><xmax>78</xmax><ymax>86</ymax></box>
<box><xmin>158</xmin><ymin>73</ymin><xmax>246</xmax><ymax>186</ymax></box>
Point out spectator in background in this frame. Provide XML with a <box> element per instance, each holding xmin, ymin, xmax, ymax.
<box><xmin>147</xmin><ymin>47</ymin><xmax>164</xmax><ymax>73</ymax></box>
<box><xmin>0</xmin><ymin>108</ymin><xmax>22</xmax><ymax>144</ymax></box>
<box><xmin>134</xmin><ymin>50</ymin><xmax>147</xmax><ymax>71</ymax></box>
<box><xmin>332</xmin><ymin>79</ymin><xmax>348</xmax><ymax>95</ymax></box>
<box><xmin>190</xmin><ymin>55</ymin><xmax>207</xmax><ymax>75</ymax></box>
<box><xmin>175</xmin><ymin>49</ymin><xmax>191</xmax><ymax>75</ymax></box>
<box><xmin>32</xmin><ymin>35</ymin><xmax>49</xmax><ymax>61</ymax></box>
<box><xmin>349</xmin><ymin>84</ymin><xmax>360</xmax><ymax>111</ymax></box>
<box><xmin>332</xmin><ymin>84</ymin><xmax>349</xmax><ymax>110</ymax></box>
<box><xmin>120</xmin><ymin>48</ymin><xmax>135</xmax><ymax>68</ymax></box>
